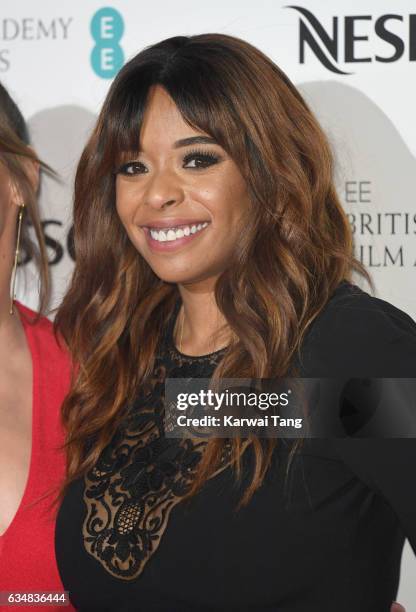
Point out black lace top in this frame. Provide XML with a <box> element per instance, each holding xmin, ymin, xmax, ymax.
<box><xmin>55</xmin><ymin>282</ymin><xmax>416</xmax><ymax>612</ymax></box>
<box><xmin>80</xmin><ymin>298</ymin><xmax>232</xmax><ymax>582</ymax></box>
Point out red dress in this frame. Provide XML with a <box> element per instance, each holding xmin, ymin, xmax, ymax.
<box><xmin>0</xmin><ymin>301</ymin><xmax>74</xmax><ymax>611</ymax></box>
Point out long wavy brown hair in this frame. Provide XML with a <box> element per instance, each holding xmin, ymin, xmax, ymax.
<box><xmin>0</xmin><ymin>82</ymin><xmax>51</xmax><ymax>316</ymax></box>
<box><xmin>55</xmin><ymin>33</ymin><xmax>371</xmax><ymax>506</ymax></box>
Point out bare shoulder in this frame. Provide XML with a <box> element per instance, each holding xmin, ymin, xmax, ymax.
<box><xmin>15</xmin><ymin>301</ymin><xmax>71</xmax><ymax>368</ymax></box>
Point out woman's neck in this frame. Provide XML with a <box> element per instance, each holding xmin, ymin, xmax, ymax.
<box><xmin>175</xmin><ymin>287</ymin><xmax>232</xmax><ymax>356</ymax></box>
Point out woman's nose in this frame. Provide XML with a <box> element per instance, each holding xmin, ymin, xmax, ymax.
<box><xmin>143</xmin><ymin>168</ymin><xmax>184</xmax><ymax>210</ymax></box>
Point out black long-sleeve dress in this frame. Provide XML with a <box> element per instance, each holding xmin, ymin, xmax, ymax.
<box><xmin>55</xmin><ymin>280</ymin><xmax>416</xmax><ymax>611</ymax></box>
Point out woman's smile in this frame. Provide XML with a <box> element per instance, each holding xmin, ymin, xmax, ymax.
<box><xmin>141</xmin><ymin>220</ymin><xmax>210</xmax><ymax>252</ymax></box>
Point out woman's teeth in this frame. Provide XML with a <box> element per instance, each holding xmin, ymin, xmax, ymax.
<box><xmin>149</xmin><ymin>222</ymin><xmax>209</xmax><ymax>242</ymax></box>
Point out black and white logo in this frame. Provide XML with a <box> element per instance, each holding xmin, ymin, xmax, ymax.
<box><xmin>286</xmin><ymin>6</ymin><xmax>416</xmax><ymax>74</ymax></box>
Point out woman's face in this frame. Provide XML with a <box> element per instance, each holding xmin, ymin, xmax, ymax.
<box><xmin>115</xmin><ymin>85</ymin><xmax>251</xmax><ymax>286</ymax></box>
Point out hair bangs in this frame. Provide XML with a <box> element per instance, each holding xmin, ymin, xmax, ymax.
<box><xmin>104</xmin><ymin>80</ymin><xmax>151</xmax><ymax>173</ymax></box>
<box><xmin>103</xmin><ymin>47</ymin><xmax>247</xmax><ymax>173</ymax></box>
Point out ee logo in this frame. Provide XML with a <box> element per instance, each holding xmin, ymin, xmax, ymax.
<box><xmin>91</xmin><ymin>7</ymin><xmax>124</xmax><ymax>78</ymax></box>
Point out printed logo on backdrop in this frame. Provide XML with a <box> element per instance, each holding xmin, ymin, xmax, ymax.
<box><xmin>90</xmin><ymin>7</ymin><xmax>124</xmax><ymax>78</ymax></box>
<box><xmin>0</xmin><ymin>17</ymin><xmax>72</xmax><ymax>72</ymax></box>
<box><xmin>299</xmin><ymin>79</ymin><xmax>416</xmax><ymax>317</ymax></box>
<box><xmin>341</xmin><ymin>180</ymin><xmax>416</xmax><ymax>269</ymax></box>
<box><xmin>286</xmin><ymin>6</ymin><xmax>416</xmax><ymax>75</ymax></box>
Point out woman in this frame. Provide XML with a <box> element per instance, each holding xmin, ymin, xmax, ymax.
<box><xmin>0</xmin><ymin>83</ymin><xmax>73</xmax><ymax>610</ymax></box>
<box><xmin>54</xmin><ymin>34</ymin><xmax>414</xmax><ymax>611</ymax></box>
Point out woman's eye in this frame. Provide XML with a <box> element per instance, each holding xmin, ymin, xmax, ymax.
<box><xmin>116</xmin><ymin>150</ymin><xmax>220</xmax><ymax>175</ymax></box>
<box><xmin>117</xmin><ymin>161</ymin><xmax>146</xmax><ymax>175</ymax></box>
<box><xmin>183</xmin><ymin>150</ymin><xmax>220</xmax><ymax>169</ymax></box>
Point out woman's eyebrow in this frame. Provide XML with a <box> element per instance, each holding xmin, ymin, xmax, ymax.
<box><xmin>135</xmin><ymin>135</ymin><xmax>218</xmax><ymax>153</ymax></box>
<box><xmin>173</xmin><ymin>136</ymin><xmax>217</xmax><ymax>148</ymax></box>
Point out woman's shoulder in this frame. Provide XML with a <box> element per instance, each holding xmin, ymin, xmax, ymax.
<box><xmin>15</xmin><ymin>300</ymin><xmax>71</xmax><ymax>366</ymax></box>
<box><xmin>299</xmin><ymin>280</ymin><xmax>416</xmax><ymax>376</ymax></box>
<box><xmin>318</xmin><ymin>280</ymin><xmax>416</xmax><ymax>333</ymax></box>
<box><xmin>312</xmin><ymin>280</ymin><xmax>416</xmax><ymax>347</ymax></box>
<box><xmin>15</xmin><ymin>299</ymin><xmax>51</xmax><ymax>328</ymax></box>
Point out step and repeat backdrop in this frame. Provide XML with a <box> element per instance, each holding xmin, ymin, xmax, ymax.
<box><xmin>2</xmin><ymin>0</ymin><xmax>415</xmax><ymax>605</ymax></box>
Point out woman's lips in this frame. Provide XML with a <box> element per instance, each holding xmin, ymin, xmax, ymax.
<box><xmin>142</xmin><ymin>223</ymin><xmax>210</xmax><ymax>252</ymax></box>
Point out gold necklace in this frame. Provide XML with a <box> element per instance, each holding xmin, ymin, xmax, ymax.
<box><xmin>178</xmin><ymin>306</ymin><xmax>184</xmax><ymax>353</ymax></box>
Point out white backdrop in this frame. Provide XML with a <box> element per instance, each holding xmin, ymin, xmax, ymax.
<box><xmin>2</xmin><ymin>0</ymin><xmax>415</xmax><ymax>605</ymax></box>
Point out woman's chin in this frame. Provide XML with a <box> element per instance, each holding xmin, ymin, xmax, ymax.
<box><xmin>150</xmin><ymin>267</ymin><xmax>219</xmax><ymax>288</ymax></box>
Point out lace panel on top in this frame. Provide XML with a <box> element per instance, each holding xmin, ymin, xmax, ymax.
<box><xmin>82</xmin><ymin>304</ymin><xmax>230</xmax><ymax>580</ymax></box>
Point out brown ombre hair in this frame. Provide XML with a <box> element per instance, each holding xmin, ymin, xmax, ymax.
<box><xmin>0</xmin><ymin>82</ymin><xmax>51</xmax><ymax>316</ymax></box>
<box><xmin>55</xmin><ymin>33</ymin><xmax>371</xmax><ymax>505</ymax></box>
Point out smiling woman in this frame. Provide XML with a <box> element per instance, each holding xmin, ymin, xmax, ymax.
<box><xmin>115</xmin><ymin>84</ymin><xmax>251</xmax><ymax>283</ymax></box>
<box><xmin>54</xmin><ymin>33</ymin><xmax>415</xmax><ymax>611</ymax></box>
